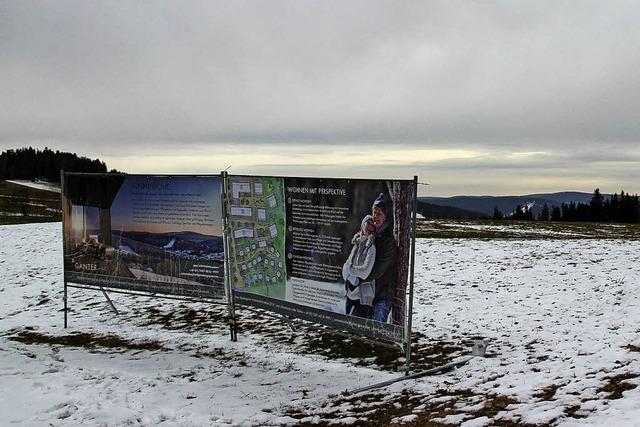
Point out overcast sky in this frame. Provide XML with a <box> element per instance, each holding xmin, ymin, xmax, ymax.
<box><xmin>1</xmin><ymin>1</ymin><xmax>639</xmax><ymax>195</ymax></box>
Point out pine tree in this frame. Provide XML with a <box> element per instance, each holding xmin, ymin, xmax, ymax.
<box><xmin>523</xmin><ymin>205</ymin><xmax>534</xmax><ymax>220</ymax></box>
<box><xmin>589</xmin><ymin>188</ymin><xmax>605</xmax><ymax>222</ymax></box>
<box><xmin>511</xmin><ymin>204</ymin><xmax>523</xmax><ymax>220</ymax></box>
<box><xmin>538</xmin><ymin>203</ymin><xmax>550</xmax><ymax>221</ymax></box>
<box><xmin>511</xmin><ymin>204</ymin><xmax>534</xmax><ymax>220</ymax></box>
<box><xmin>610</xmin><ymin>193</ymin><xmax>620</xmax><ymax>222</ymax></box>
<box><xmin>576</xmin><ymin>202</ymin><xmax>590</xmax><ymax>221</ymax></box>
<box><xmin>0</xmin><ymin>147</ymin><xmax>114</xmax><ymax>182</ymax></box>
<box><xmin>492</xmin><ymin>206</ymin><xmax>504</xmax><ymax>220</ymax></box>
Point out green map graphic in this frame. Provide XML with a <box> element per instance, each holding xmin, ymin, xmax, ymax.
<box><xmin>226</xmin><ymin>176</ymin><xmax>286</xmax><ymax>300</ymax></box>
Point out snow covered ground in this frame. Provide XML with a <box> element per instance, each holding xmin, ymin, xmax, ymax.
<box><xmin>417</xmin><ymin>219</ymin><xmax>640</xmax><ymax>239</ymax></box>
<box><xmin>1</xmin><ymin>222</ymin><xmax>639</xmax><ymax>426</ymax></box>
<box><xmin>6</xmin><ymin>179</ymin><xmax>61</xmax><ymax>193</ymax></box>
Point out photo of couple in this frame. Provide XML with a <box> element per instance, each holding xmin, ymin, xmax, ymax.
<box><xmin>342</xmin><ymin>192</ymin><xmax>399</xmax><ymax>324</ymax></box>
<box><xmin>280</xmin><ymin>176</ymin><xmax>413</xmax><ymax>341</ymax></box>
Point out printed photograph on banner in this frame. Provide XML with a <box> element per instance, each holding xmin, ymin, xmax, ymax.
<box><xmin>283</xmin><ymin>178</ymin><xmax>413</xmax><ymax>328</ymax></box>
<box><xmin>62</xmin><ymin>175</ymin><xmax>224</xmax><ymax>297</ymax></box>
<box><xmin>225</xmin><ymin>176</ymin><xmax>287</xmax><ymax>299</ymax></box>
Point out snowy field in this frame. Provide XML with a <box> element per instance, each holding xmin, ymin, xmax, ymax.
<box><xmin>417</xmin><ymin>219</ymin><xmax>640</xmax><ymax>239</ymax></box>
<box><xmin>1</xmin><ymin>222</ymin><xmax>639</xmax><ymax>426</ymax></box>
<box><xmin>6</xmin><ymin>179</ymin><xmax>61</xmax><ymax>193</ymax></box>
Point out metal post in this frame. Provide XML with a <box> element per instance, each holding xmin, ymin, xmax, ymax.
<box><xmin>344</xmin><ymin>342</ymin><xmax>488</xmax><ymax>396</ymax></box>
<box><xmin>64</xmin><ymin>281</ymin><xmax>68</xmax><ymax>328</ymax></box>
<box><xmin>404</xmin><ymin>176</ymin><xmax>418</xmax><ymax>375</ymax></box>
<box><xmin>221</xmin><ymin>171</ymin><xmax>237</xmax><ymax>341</ymax></box>
<box><xmin>60</xmin><ymin>170</ymin><xmax>68</xmax><ymax>328</ymax></box>
<box><xmin>344</xmin><ymin>356</ymin><xmax>473</xmax><ymax>396</ymax></box>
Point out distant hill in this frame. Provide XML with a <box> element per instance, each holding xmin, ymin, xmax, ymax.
<box><xmin>520</xmin><ymin>192</ymin><xmax>594</xmax><ymax>205</ymax></box>
<box><xmin>417</xmin><ymin>200</ymin><xmax>488</xmax><ymax>219</ymax></box>
<box><xmin>0</xmin><ymin>147</ymin><xmax>118</xmax><ymax>183</ymax></box>
<box><xmin>420</xmin><ymin>192</ymin><xmax>596</xmax><ymax>218</ymax></box>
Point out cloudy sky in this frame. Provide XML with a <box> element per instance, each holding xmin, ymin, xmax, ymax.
<box><xmin>1</xmin><ymin>1</ymin><xmax>639</xmax><ymax>196</ymax></box>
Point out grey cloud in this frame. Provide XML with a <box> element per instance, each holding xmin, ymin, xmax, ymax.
<box><xmin>1</xmin><ymin>1</ymin><xmax>640</xmax><ymax>147</ymax></box>
<box><xmin>1</xmin><ymin>1</ymin><xmax>639</xmax><ymax>194</ymax></box>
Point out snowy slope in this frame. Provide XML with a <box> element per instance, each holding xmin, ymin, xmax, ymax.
<box><xmin>1</xmin><ymin>222</ymin><xmax>639</xmax><ymax>426</ymax></box>
<box><xmin>6</xmin><ymin>179</ymin><xmax>61</xmax><ymax>193</ymax></box>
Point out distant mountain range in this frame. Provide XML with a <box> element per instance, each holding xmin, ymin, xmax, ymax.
<box><xmin>417</xmin><ymin>201</ymin><xmax>489</xmax><ymax>219</ymax></box>
<box><xmin>418</xmin><ymin>191</ymin><xmax>597</xmax><ymax>219</ymax></box>
<box><xmin>113</xmin><ymin>230</ymin><xmax>224</xmax><ymax>253</ymax></box>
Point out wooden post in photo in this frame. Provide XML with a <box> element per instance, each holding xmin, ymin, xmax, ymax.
<box><xmin>388</xmin><ymin>179</ymin><xmax>415</xmax><ymax>326</ymax></box>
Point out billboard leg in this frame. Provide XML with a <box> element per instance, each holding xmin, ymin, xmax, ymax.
<box><xmin>63</xmin><ymin>280</ymin><xmax>68</xmax><ymax>328</ymax></box>
<box><xmin>404</xmin><ymin>176</ymin><xmax>418</xmax><ymax>376</ymax></box>
<box><xmin>230</xmin><ymin>287</ymin><xmax>238</xmax><ymax>342</ymax></box>
<box><xmin>61</xmin><ymin>170</ymin><xmax>68</xmax><ymax>329</ymax></box>
<box><xmin>221</xmin><ymin>170</ymin><xmax>238</xmax><ymax>342</ymax></box>
<box><xmin>229</xmin><ymin>307</ymin><xmax>238</xmax><ymax>342</ymax></box>
<box><xmin>100</xmin><ymin>287</ymin><xmax>119</xmax><ymax>315</ymax></box>
<box><xmin>229</xmin><ymin>305</ymin><xmax>238</xmax><ymax>342</ymax></box>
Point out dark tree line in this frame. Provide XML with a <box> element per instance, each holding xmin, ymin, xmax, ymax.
<box><xmin>492</xmin><ymin>189</ymin><xmax>640</xmax><ymax>224</ymax></box>
<box><xmin>0</xmin><ymin>147</ymin><xmax>117</xmax><ymax>182</ymax></box>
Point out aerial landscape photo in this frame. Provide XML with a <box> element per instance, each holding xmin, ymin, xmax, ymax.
<box><xmin>1</xmin><ymin>1</ymin><xmax>639</xmax><ymax>426</ymax></box>
<box><xmin>62</xmin><ymin>174</ymin><xmax>225</xmax><ymax>296</ymax></box>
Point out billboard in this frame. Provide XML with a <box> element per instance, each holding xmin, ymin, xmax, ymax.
<box><xmin>62</xmin><ymin>174</ymin><xmax>225</xmax><ymax>299</ymax></box>
<box><xmin>225</xmin><ymin>175</ymin><xmax>415</xmax><ymax>344</ymax></box>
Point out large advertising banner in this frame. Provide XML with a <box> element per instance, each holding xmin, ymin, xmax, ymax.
<box><xmin>226</xmin><ymin>175</ymin><xmax>414</xmax><ymax>344</ymax></box>
<box><xmin>62</xmin><ymin>174</ymin><xmax>225</xmax><ymax>299</ymax></box>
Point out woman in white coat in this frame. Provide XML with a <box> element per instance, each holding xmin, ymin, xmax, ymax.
<box><xmin>342</xmin><ymin>215</ymin><xmax>377</xmax><ymax>317</ymax></box>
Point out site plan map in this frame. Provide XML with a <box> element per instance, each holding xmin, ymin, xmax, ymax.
<box><xmin>226</xmin><ymin>176</ymin><xmax>286</xmax><ymax>299</ymax></box>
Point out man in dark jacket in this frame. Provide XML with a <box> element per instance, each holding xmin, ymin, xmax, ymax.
<box><xmin>364</xmin><ymin>193</ymin><xmax>397</xmax><ymax>322</ymax></box>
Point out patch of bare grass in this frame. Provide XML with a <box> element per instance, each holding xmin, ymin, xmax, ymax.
<box><xmin>8</xmin><ymin>329</ymin><xmax>164</xmax><ymax>352</ymax></box>
<box><xmin>597</xmin><ymin>372</ymin><xmax>639</xmax><ymax>400</ymax></box>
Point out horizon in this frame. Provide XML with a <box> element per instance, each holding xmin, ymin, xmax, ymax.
<box><xmin>422</xmin><ymin>190</ymin><xmax>635</xmax><ymax>198</ymax></box>
<box><xmin>3</xmin><ymin>146</ymin><xmax>638</xmax><ymax>198</ymax></box>
<box><xmin>4</xmin><ymin>146</ymin><xmax>639</xmax><ymax>198</ymax></box>
<box><xmin>2</xmin><ymin>2</ymin><xmax>640</xmax><ymax>197</ymax></box>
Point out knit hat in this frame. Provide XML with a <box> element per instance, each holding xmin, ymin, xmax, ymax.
<box><xmin>372</xmin><ymin>193</ymin><xmax>389</xmax><ymax>217</ymax></box>
<box><xmin>360</xmin><ymin>214</ymin><xmax>373</xmax><ymax>231</ymax></box>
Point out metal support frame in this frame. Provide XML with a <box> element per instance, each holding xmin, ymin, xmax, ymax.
<box><xmin>343</xmin><ymin>340</ymin><xmax>489</xmax><ymax>396</ymax></box>
<box><xmin>63</xmin><ymin>281</ymin><xmax>68</xmax><ymax>328</ymax></box>
<box><xmin>100</xmin><ymin>286</ymin><xmax>120</xmax><ymax>314</ymax></box>
<box><xmin>282</xmin><ymin>316</ymin><xmax>298</xmax><ymax>332</ymax></box>
<box><xmin>343</xmin><ymin>356</ymin><xmax>474</xmax><ymax>396</ymax></box>
<box><xmin>66</xmin><ymin>283</ymin><xmax>227</xmax><ymax>304</ymax></box>
<box><xmin>329</xmin><ymin>326</ymin><xmax>401</xmax><ymax>352</ymax></box>
<box><xmin>61</xmin><ymin>170</ymin><xmax>69</xmax><ymax>328</ymax></box>
<box><xmin>61</xmin><ymin>171</ymin><xmax>229</xmax><ymax>327</ymax></box>
<box><xmin>234</xmin><ymin>302</ymin><xmax>402</xmax><ymax>351</ymax></box>
<box><xmin>221</xmin><ymin>171</ymin><xmax>238</xmax><ymax>342</ymax></box>
<box><xmin>402</xmin><ymin>176</ymin><xmax>419</xmax><ymax>375</ymax></box>
<box><xmin>225</xmin><ymin>174</ymin><xmax>420</xmax><ymax>355</ymax></box>
<box><xmin>60</xmin><ymin>171</ymin><xmax>420</xmax><ymax>369</ymax></box>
